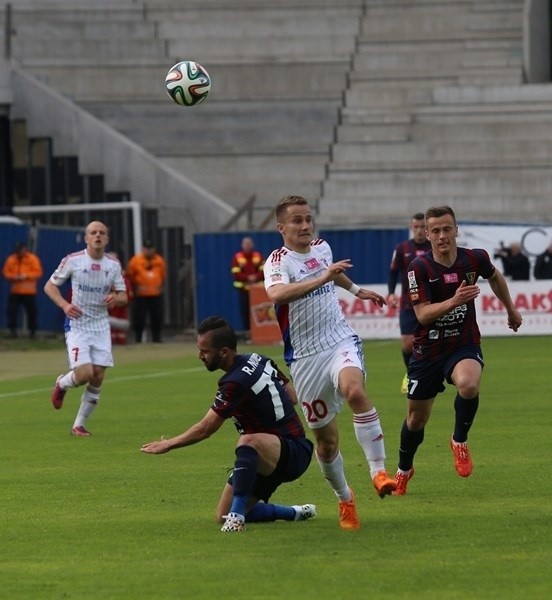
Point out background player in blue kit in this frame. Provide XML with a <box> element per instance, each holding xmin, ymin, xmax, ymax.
<box><xmin>141</xmin><ymin>316</ymin><xmax>315</xmax><ymax>533</ymax></box>
<box><xmin>387</xmin><ymin>213</ymin><xmax>431</xmax><ymax>393</ymax></box>
<box><xmin>393</xmin><ymin>206</ymin><xmax>523</xmax><ymax>495</ymax></box>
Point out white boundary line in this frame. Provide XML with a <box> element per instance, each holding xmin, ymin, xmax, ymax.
<box><xmin>0</xmin><ymin>367</ymin><xmax>205</xmax><ymax>400</ymax></box>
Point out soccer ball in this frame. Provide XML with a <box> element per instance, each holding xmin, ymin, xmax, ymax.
<box><xmin>164</xmin><ymin>60</ymin><xmax>211</xmax><ymax>107</ymax></box>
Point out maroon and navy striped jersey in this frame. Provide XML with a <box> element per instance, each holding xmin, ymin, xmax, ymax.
<box><xmin>211</xmin><ymin>353</ymin><xmax>306</xmax><ymax>439</ymax></box>
<box><xmin>389</xmin><ymin>239</ymin><xmax>431</xmax><ymax>310</ymax></box>
<box><xmin>407</xmin><ymin>248</ymin><xmax>495</xmax><ymax>358</ymax></box>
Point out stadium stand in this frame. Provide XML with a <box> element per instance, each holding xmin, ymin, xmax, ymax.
<box><xmin>0</xmin><ymin>0</ymin><xmax>551</xmax><ymax>232</ymax></box>
<box><xmin>319</xmin><ymin>0</ymin><xmax>552</xmax><ymax>226</ymax></box>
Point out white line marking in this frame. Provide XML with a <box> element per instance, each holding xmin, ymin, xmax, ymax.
<box><xmin>0</xmin><ymin>367</ymin><xmax>205</xmax><ymax>400</ymax></box>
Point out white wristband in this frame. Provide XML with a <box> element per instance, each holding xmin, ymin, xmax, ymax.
<box><xmin>348</xmin><ymin>283</ymin><xmax>360</xmax><ymax>296</ymax></box>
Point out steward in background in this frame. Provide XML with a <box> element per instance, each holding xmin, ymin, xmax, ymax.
<box><xmin>2</xmin><ymin>241</ymin><xmax>43</xmax><ymax>339</ymax></box>
<box><xmin>231</xmin><ymin>236</ymin><xmax>264</xmax><ymax>336</ymax></box>
<box><xmin>126</xmin><ymin>240</ymin><xmax>166</xmax><ymax>343</ymax></box>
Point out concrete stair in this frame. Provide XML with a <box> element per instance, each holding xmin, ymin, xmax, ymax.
<box><xmin>4</xmin><ymin>0</ymin><xmax>550</xmax><ymax>230</ymax></box>
<box><xmin>3</xmin><ymin>1</ymin><xmax>363</xmax><ymax>223</ymax></box>
<box><xmin>317</xmin><ymin>0</ymin><xmax>552</xmax><ymax>227</ymax></box>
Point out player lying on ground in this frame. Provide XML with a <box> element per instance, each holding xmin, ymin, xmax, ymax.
<box><xmin>141</xmin><ymin>316</ymin><xmax>316</xmax><ymax>533</ymax></box>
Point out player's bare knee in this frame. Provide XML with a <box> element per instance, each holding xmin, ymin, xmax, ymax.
<box><xmin>456</xmin><ymin>381</ymin><xmax>480</xmax><ymax>399</ymax></box>
<box><xmin>237</xmin><ymin>434</ymin><xmax>257</xmax><ymax>449</ymax></box>
<box><xmin>406</xmin><ymin>412</ymin><xmax>428</xmax><ymax>430</ymax></box>
<box><xmin>74</xmin><ymin>365</ymin><xmax>94</xmax><ymax>385</ymax></box>
<box><xmin>345</xmin><ymin>386</ymin><xmax>371</xmax><ymax>411</ymax></box>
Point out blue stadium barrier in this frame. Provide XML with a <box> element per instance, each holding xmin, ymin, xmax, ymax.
<box><xmin>193</xmin><ymin>228</ymin><xmax>407</xmax><ymax>331</ymax></box>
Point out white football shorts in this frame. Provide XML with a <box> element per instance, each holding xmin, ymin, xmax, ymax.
<box><xmin>65</xmin><ymin>328</ymin><xmax>114</xmax><ymax>369</ymax></box>
<box><xmin>290</xmin><ymin>336</ymin><xmax>366</xmax><ymax>430</ymax></box>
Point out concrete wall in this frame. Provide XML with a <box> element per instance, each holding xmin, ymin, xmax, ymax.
<box><xmin>10</xmin><ymin>68</ymin><xmax>237</xmax><ymax>239</ymax></box>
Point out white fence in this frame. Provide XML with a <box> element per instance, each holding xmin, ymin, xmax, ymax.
<box><xmin>338</xmin><ymin>280</ymin><xmax>552</xmax><ymax>339</ymax></box>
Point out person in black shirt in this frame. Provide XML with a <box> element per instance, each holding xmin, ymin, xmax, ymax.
<box><xmin>534</xmin><ymin>241</ymin><xmax>552</xmax><ymax>279</ymax></box>
<box><xmin>386</xmin><ymin>213</ymin><xmax>431</xmax><ymax>393</ymax></box>
<box><xmin>494</xmin><ymin>242</ymin><xmax>530</xmax><ymax>280</ymax></box>
<box><xmin>141</xmin><ymin>316</ymin><xmax>315</xmax><ymax>532</ymax></box>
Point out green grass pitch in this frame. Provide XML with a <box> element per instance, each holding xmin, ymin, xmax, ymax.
<box><xmin>1</xmin><ymin>336</ymin><xmax>550</xmax><ymax>599</ymax></box>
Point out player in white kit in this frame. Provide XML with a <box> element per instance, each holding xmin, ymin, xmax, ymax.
<box><xmin>264</xmin><ymin>195</ymin><xmax>396</xmax><ymax>530</ymax></box>
<box><xmin>44</xmin><ymin>221</ymin><xmax>128</xmax><ymax>436</ymax></box>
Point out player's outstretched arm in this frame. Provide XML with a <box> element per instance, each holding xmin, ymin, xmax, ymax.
<box><xmin>140</xmin><ymin>409</ymin><xmax>224</xmax><ymax>454</ymax></box>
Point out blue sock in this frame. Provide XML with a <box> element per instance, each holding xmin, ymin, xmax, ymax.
<box><xmin>246</xmin><ymin>503</ymin><xmax>296</xmax><ymax>522</ymax></box>
<box><xmin>229</xmin><ymin>445</ymin><xmax>259</xmax><ymax>517</ymax></box>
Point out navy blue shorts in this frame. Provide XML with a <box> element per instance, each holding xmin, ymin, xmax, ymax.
<box><xmin>228</xmin><ymin>436</ymin><xmax>313</xmax><ymax>503</ymax></box>
<box><xmin>399</xmin><ymin>308</ymin><xmax>418</xmax><ymax>336</ymax></box>
<box><xmin>407</xmin><ymin>344</ymin><xmax>484</xmax><ymax>400</ymax></box>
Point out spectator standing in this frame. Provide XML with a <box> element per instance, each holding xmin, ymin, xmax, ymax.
<box><xmin>264</xmin><ymin>195</ymin><xmax>396</xmax><ymax>531</ymax></box>
<box><xmin>141</xmin><ymin>316</ymin><xmax>316</xmax><ymax>533</ymax></box>
<box><xmin>231</xmin><ymin>236</ymin><xmax>264</xmax><ymax>336</ymax></box>
<box><xmin>2</xmin><ymin>241</ymin><xmax>43</xmax><ymax>339</ymax></box>
<box><xmin>44</xmin><ymin>221</ymin><xmax>128</xmax><ymax>436</ymax></box>
<box><xmin>494</xmin><ymin>242</ymin><xmax>530</xmax><ymax>280</ymax></box>
<box><xmin>533</xmin><ymin>241</ymin><xmax>552</xmax><ymax>279</ymax></box>
<box><xmin>126</xmin><ymin>240</ymin><xmax>166</xmax><ymax>343</ymax></box>
<box><xmin>393</xmin><ymin>206</ymin><xmax>522</xmax><ymax>495</ymax></box>
<box><xmin>386</xmin><ymin>213</ymin><xmax>431</xmax><ymax>393</ymax></box>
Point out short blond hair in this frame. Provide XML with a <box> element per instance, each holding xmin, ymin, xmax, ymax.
<box><xmin>275</xmin><ymin>195</ymin><xmax>309</xmax><ymax>222</ymax></box>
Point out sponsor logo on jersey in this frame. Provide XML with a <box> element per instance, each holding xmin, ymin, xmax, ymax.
<box><xmin>304</xmin><ymin>258</ymin><xmax>320</xmax><ymax>270</ymax></box>
<box><xmin>77</xmin><ymin>284</ymin><xmax>103</xmax><ymax>293</ymax></box>
<box><xmin>305</xmin><ymin>283</ymin><xmax>332</xmax><ymax>298</ymax></box>
<box><xmin>91</xmin><ymin>263</ymin><xmax>101</xmax><ymax>271</ymax></box>
<box><xmin>444</xmin><ymin>273</ymin><xmax>459</xmax><ymax>283</ymax></box>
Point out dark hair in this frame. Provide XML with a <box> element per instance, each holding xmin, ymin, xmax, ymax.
<box><xmin>412</xmin><ymin>213</ymin><xmax>425</xmax><ymax>221</ymax></box>
<box><xmin>275</xmin><ymin>195</ymin><xmax>309</xmax><ymax>222</ymax></box>
<box><xmin>425</xmin><ymin>206</ymin><xmax>457</xmax><ymax>225</ymax></box>
<box><xmin>197</xmin><ymin>316</ymin><xmax>237</xmax><ymax>350</ymax></box>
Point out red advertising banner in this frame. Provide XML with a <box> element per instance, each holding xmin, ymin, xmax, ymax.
<box><xmin>249</xmin><ymin>284</ymin><xmax>282</xmax><ymax>345</ymax></box>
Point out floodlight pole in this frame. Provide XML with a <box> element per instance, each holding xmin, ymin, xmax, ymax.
<box><xmin>12</xmin><ymin>201</ymin><xmax>143</xmax><ymax>255</ymax></box>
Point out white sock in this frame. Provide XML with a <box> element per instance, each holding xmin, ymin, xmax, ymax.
<box><xmin>59</xmin><ymin>371</ymin><xmax>78</xmax><ymax>390</ymax></box>
<box><xmin>316</xmin><ymin>450</ymin><xmax>352</xmax><ymax>502</ymax></box>
<box><xmin>73</xmin><ymin>386</ymin><xmax>100</xmax><ymax>428</ymax></box>
<box><xmin>353</xmin><ymin>409</ymin><xmax>387</xmax><ymax>478</ymax></box>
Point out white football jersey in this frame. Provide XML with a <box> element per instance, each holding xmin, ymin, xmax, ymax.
<box><xmin>49</xmin><ymin>250</ymin><xmax>126</xmax><ymax>334</ymax></box>
<box><xmin>264</xmin><ymin>239</ymin><xmax>356</xmax><ymax>361</ymax></box>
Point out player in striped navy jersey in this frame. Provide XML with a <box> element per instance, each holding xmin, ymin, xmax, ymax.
<box><xmin>44</xmin><ymin>221</ymin><xmax>128</xmax><ymax>436</ymax></box>
<box><xmin>394</xmin><ymin>206</ymin><xmax>523</xmax><ymax>495</ymax></box>
<box><xmin>386</xmin><ymin>213</ymin><xmax>431</xmax><ymax>393</ymax></box>
<box><xmin>141</xmin><ymin>317</ymin><xmax>315</xmax><ymax>533</ymax></box>
<box><xmin>264</xmin><ymin>195</ymin><xmax>396</xmax><ymax>531</ymax></box>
